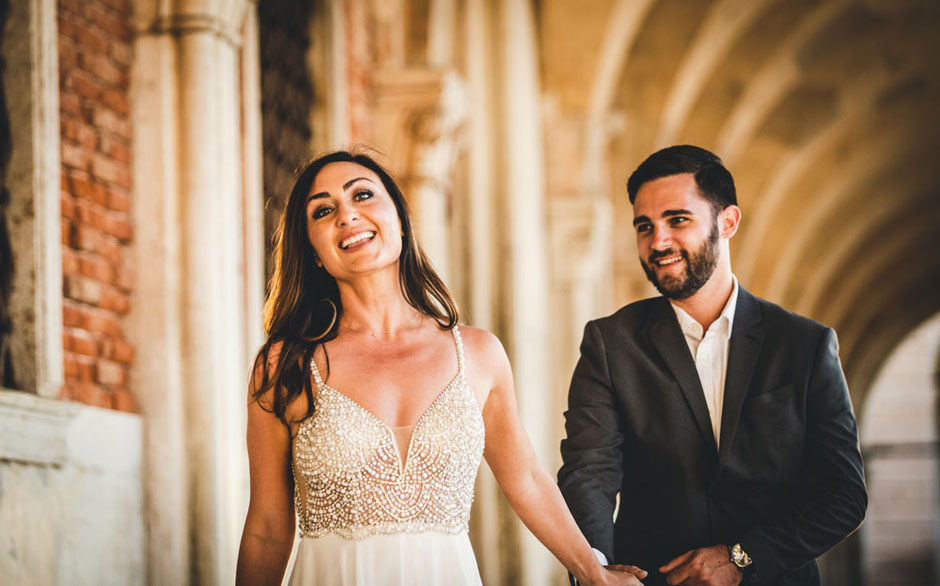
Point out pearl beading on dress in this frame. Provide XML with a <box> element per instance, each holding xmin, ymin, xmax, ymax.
<box><xmin>292</xmin><ymin>326</ymin><xmax>485</xmax><ymax>540</ymax></box>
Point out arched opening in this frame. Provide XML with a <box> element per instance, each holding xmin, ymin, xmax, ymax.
<box><xmin>860</xmin><ymin>311</ymin><xmax>940</xmax><ymax>585</ymax></box>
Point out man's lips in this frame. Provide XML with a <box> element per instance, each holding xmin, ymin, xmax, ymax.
<box><xmin>651</xmin><ymin>254</ymin><xmax>683</xmax><ymax>267</ymax></box>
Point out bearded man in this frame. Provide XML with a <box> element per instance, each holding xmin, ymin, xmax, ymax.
<box><xmin>558</xmin><ymin>145</ymin><xmax>867</xmax><ymax>586</ymax></box>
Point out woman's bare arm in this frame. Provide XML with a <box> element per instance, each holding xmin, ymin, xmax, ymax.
<box><xmin>236</xmin><ymin>346</ymin><xmax>297</xmax><ymax>586</ymax></box>
<box><xmin>465</xmin><ymin>329</ymin><xmax>644</xmax><ymax>586</ymax></box>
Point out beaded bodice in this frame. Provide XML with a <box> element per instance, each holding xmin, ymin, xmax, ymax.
<box><xmin>292</xmin><ymin>326</ymin><xmax>485</xmax><ymax>540</ymax></box>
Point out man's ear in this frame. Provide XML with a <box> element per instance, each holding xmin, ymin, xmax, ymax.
<box><xmin>720</xmin><ymin>205</ymin><xmax>741</xmax><ymax>239</ymax></box>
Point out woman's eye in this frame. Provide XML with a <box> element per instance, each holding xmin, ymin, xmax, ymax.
<box><xmin>353</xmin><ymin>190</ymin><xmax>373</xmax><ymax>202</ymax></box>
<box><xmin>312</xmin><ymin>206</ymin><xmax>333</xmax><ymax>219</ymax></box>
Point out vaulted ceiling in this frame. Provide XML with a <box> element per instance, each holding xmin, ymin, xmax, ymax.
<box><xmin>539</xmin><ymin>0</ymin><xmax>940</xmax><ymax>406</ymax></box>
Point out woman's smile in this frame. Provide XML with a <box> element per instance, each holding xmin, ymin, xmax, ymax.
<box><xmin>338</xmin><ymin>230</ymin><xmax>376</xmax><ymax>250</ymax></box>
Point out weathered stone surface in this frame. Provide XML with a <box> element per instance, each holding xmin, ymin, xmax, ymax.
<box><xmin>0</xmin><ymin>390</ymin><xmax>144</xmax><ymax>585</ymax></box>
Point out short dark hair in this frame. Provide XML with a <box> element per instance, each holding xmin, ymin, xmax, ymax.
<box><xmin>626</xmin><ymin>145</ymin><xmax>736</xmax><ymax>210</ymax></box>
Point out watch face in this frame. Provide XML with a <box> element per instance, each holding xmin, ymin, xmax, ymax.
<box><xmin>731</xmin><ymin>543</ymin><xmax>752</xmax><ymax>567</ymax></box>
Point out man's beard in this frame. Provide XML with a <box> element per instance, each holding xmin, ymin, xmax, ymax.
<box><xmin>641</xmin><ymin>221</ymin><xmax>720</xmax><ymax>300</ymax></box>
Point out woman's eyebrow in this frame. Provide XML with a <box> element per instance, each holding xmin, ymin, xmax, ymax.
<box><xmin>306</xmin><ymin>177</ymin><xmax>374</xmax><ymax>204</ymax></box>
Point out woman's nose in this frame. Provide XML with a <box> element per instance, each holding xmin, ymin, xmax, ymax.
<box><xmin>336</xmin><ymin>203</ymin><xmax>359</xmax><ymax>226</ymax></box>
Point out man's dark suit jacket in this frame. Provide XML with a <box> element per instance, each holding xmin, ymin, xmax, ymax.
<box><xmin>558</xmin><ymin>287</ymin><xmax>867</xmax><ymax>586</ymax></box>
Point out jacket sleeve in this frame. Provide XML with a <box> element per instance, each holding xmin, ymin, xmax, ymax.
<box><xmin>557</xmin><ymin>320</ymin><xmax>624</xmax><ymax>562</ymax></box>
<box><xmin>740</xmin><ymin>327</ymin><xmax>868</xmax><ymax>583</ymax></box>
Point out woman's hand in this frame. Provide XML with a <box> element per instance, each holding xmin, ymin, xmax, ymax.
<box><xmin>598</xmin><ymin>564</ymin><xmax>647</xmax><ymax>585</ymax></box>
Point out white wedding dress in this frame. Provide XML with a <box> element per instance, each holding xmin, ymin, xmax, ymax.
<box><xmin>288</xmin><ymin>326</ymin><xmax>485</xmax><ymax>585</ymax></box>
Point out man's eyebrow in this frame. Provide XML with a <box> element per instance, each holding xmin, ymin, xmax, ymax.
<box><xmin>306</xmin><ymin>177</ymin><xmax>373</xmax><ymax>204</ymax></box>
<box><xmin>632</xmin><ymin>209</ymin><xmax>695</xmax><ymax>227</ymax></box>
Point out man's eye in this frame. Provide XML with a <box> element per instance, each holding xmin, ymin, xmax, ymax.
<box><xmin>353</xmin><ymin>190</ymin><xmax>373</xmax><ymax>202</ymax></box>
<box><xmin>313</xmin><ymin>206</ymin><xmax>333</xmax><ymax>219</ymax></box>
<box><xmin>635</xmin><ymin>224</ymin><xmax>651</xmax><ymax>234</ymax></box>
<box><xmin>670</xmin><ymin>217</ymin><xmax>689</xmax><ymax>225</ymax></box>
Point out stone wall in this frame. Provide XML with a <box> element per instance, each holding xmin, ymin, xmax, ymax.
<box><xmin>56</xmin><ymin>0</ymin><xmax>135</xmax><ymax>411</ymax></box>
<box><xmin>0</xmin><ymin>390</ymin><xmax>144</xmax><ymax>585</ymax></box>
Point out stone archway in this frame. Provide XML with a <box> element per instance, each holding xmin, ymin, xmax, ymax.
<box><xmin>860</xmin><ymin>312</ymin><xmax>940</xmax><ymax>586</ymax></box>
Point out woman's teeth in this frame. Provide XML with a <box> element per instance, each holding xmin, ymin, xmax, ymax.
<box><xmin>340</xmin><ymin>231</ymin><xmax>375</xmax><ymax>249</ymax></box>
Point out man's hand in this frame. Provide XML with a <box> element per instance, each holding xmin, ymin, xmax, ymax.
<box><xmin>659</xmin><ymin>544</ymin><xmax>743</xmax><ymax>586</ymax></box>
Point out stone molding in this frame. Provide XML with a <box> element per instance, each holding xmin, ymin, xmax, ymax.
<box><xmin>0</xmin><ymin>388</ymin><xmax>141</xmax><ymax>470</ymax></box>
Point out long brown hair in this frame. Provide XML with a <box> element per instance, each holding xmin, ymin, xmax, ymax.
<box><xmin>252</xmin><ymin>150</ymin><xmax>459</xmax><ymax>427</ymax></box>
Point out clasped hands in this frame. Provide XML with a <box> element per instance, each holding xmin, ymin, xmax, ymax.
<box><xmin>599</xmin><ymin>563</ymin><xmax>647</xmax><ymax>586</ymax></box>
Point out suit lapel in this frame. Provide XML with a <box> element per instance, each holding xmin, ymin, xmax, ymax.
<box><xmin>717</xmin><ymin>288</ymin><xmax>764</xmax><ymax>463</ymax></box>
<box><xmin>646</xmin><ymin>300</ymin><xmax>717</xmax><ymax>453</ymax></box>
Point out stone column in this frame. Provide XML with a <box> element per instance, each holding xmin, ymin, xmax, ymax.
<box><xmin>129</xmin><ymin>6</ymin><xmax>187</xmax><ymax>583</ymax></box>
<box><xmin>131</xmin><ymin>1</ymin><xmax>254</xmax><ymax>584</ymax></box>
<box><xmin>2</xmin><ymin>0</ymin><xmax>62</xmax><ymax>397</ymax></box>
<box><xmin>495</xmin><ymin>0</ymin><xmax>554</xmax><ymax>583</ymax></box>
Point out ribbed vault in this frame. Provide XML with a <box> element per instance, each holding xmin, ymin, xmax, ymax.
<box><xmin>540</xmin><ymin>0</ymin><xmax>940</xmax><ymax>408</ymax></box>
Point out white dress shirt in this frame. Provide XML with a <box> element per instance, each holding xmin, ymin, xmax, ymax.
<box><xmin>669</xmin><ymin>276</ymin><xmax>738</xmax><ymax>448</ymax></box>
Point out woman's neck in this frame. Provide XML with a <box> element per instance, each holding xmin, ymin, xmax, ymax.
<box><xmin>335</xmin><ymin>269</ymin><xmax>421</xmax><ymax>336</ymax></box>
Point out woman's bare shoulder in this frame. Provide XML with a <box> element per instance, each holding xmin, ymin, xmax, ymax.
<box><xmin>456</xmin><ymin>325</ymin><xmax>511</xmax><ymax>379</ymax></box>
<box><xmin>457</xmin><ymin>325</ymin><xmax>505</xmax><ymax>355</ymax></box>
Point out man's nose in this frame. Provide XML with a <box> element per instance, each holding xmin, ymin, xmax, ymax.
<box><xmin>651</xmin><ymin>227</ymin><xmax>673</xmax><ymax>250</ymax></box>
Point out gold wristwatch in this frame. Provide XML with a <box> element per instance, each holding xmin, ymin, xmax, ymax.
<box><xmin>729</xmin><ymin>542</ymin><xmax>753</xmax><ymax>569</ymax></box>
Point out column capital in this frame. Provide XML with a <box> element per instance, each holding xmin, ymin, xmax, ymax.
<box><xmin>371</xmin><ymin>67</ymin><xmax>468</xmax><ymax>280</ymax></box>
<box><xmin>372</xmin><ymin>67</ymin><xmax>467</xmax><ymax>178</ymax></box>
<box><xmin>132</xmin><ymin>0</ymin><xmax>252</xmax><ymax>47</ymax></box>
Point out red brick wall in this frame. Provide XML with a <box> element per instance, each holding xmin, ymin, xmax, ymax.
<box><xmin>57</xmin><ymin>0</ymin><xmax>136</xmax><ymax>412</ymax></box>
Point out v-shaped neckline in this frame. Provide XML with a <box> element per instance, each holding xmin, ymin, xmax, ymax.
<box><xmin>306</xmin><ymin>326</ymin><xmax>466</xmax><ymax>474</ymax></box>
<box><xmin>319</xmin><ymin>378</ymin><xmax>460</xmax><ymax>473</ymax></box>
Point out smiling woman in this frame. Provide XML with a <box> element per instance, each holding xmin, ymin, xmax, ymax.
<box><xmin>304</xmin><ymin>162</ymin><xmax>405</xmax><ymax>278</ymax></box>
<box><xmin>234</xmin><ymin>150</ymin><xmax>647</xmax><ymax>586</ymax></box>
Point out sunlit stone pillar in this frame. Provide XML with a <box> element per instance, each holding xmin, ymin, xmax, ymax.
<box><xmin>131</xmin><ymin>1</ymin><xmax>255</xmax><ymax>584</ymax></box>
<box><xmin>462</xmin><ymin>1</ymin><xmax>504</xmax><ymax>582</ymax></box>
<box><xmin>129</xmin><ymin>12</ymin><xmax>188</xmax><ymax>583</ymax></box>
<box><xmin>495</xmin><ymin>0</ymin><xmax>554</xmax><ymax>583</ymax></box>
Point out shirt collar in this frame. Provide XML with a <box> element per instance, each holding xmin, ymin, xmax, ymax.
<box><xmin>669</xmin><ymin>275</ymin><xmax>739</xmax><ymax>340</ymax></box>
